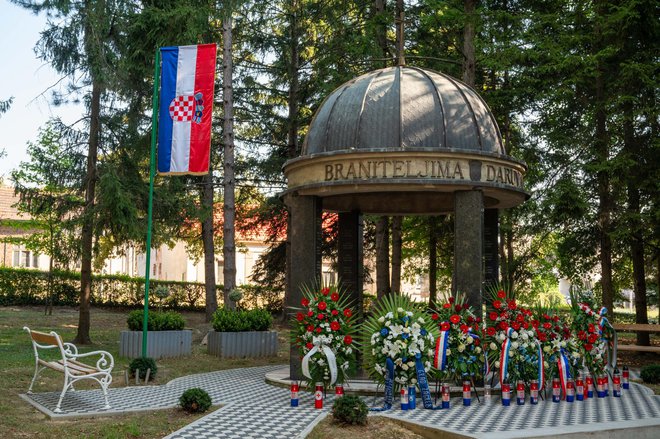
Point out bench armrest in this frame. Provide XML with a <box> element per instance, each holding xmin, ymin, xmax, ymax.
<box><xmin>62</xmin><ymin>342</ymin><xmax>79</xmax><ymax>356</ymax></box>
<box><xmin>66</xmin><ymin>350</ymin><xmax>115</xmax><ymax>372</ymax></box>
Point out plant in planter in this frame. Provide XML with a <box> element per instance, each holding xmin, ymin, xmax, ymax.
<box><xmin>207</xmin><ymin>307</ymin><xmax>277</xmax><ymax>358</ymax></box>
<box><xmin>120</xmin><ymin>309</ymin><xmax>192</xmax><ymax>359</ymax></box>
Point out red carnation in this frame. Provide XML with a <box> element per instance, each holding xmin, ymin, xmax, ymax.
<box><xmin>531</xmin><ymin>320</ymin><xmax>540</xmax><ymax>328</ymax></box>
<box><xmin>499</xmin><ymin>321</ymin><xmax>509</xmax><ymax>330</ymax></box>
<box><xmin>455</xmin><ymin>304</ymin><xmax>462</xmax><ymax>312</ymax></box>
<box><xmin>330</xmin><ymin>321</ymin><xmax>341</xmax><ymax>331</ymax></box>
<box><xmin>474</xmin><ymin>338</ymin><xmax>481</xmax><ymax>346</ymax></box>
<box><xmin>552</xmin><ymin>315</ymin><xmax>559</xmax><ymax>322</ymax></box>
<box><xmin>538</xmin><ymin>333</ymin><xmax>547</xmax><ymax>342</ymax></box>
<box><xmin>331</xmin><ymin>292</ymin><xmax>340</xmax><ymax>302</ymax></box>
<box><xmin>331</xmin><ymin>309</ymin><xmax>339</xmax><ymax>316</ymax></box>
<box><xmin>585</xmin><ymin>343</ymin><xmax>593</xmax><ymax>351</ymax></box>
<box><xmin>508</xmin><ymin>300</ymin><xmax>517</xmax><ymax>310</ymax></box>
<box><xmin>588</xmin><ymin>324</ymin><xmax>595</xmax><ymax>333</ymax></box>
<box><xmin>522</xmin><ymin>322</ymin><xmax>530</xmax><ymax>329</ymax></box>
<box><xmin>306</xmin><ymin>342</ymin><xmax>313</xmax><ymax>350</ymax></box>
<box><xmin>460</xmin><ymin>324</ymin><xmax>469</xmax><ymax>333</ymax></box>
<box><xmin>578</xmin><ymin>330</ymin><xmax>587</xmax><ymax>340</ymax></box>
<box><xmin>343</xmin><ymin>309</ymin><xmax>352</xmax><ymax>318</ymax></box>
<box><xmin>450</xmin><ymin>314</ymin><xmax>461</xmax><ymax>324</ymax></box>
<box><xmin>588</xmin><ymin>334</ymin><xmax>598</xmax><ymax>344</ymax></box>
<box><xmin>543</xmin><ymin>322</ymin><xmax>552</xmax><ymax>330</ymax></box>
<box><xmin>301</xmin><ymin>298</ymin><xmax>310</xmax><ymax>307</ymax></box>
<box><xmin>489</xmin><ymin>311</ymin><xmax>498</xmax><ymax>321</ymax></box>
<box><xmin>306</xmin><ymin>325</ymin><xmax>314</xmax><ymax>332</ymax></box>
<box><xmin>449</xmin><ymin>297</ymin><xmax>455</xmax><ymax>304</ymax></box>
<box><xmin>317</xmin><ymin>313</ymin><xmax>325</xmax><ymax>320</ymax></box>
<box><xmin>512</xmin><ymin>322</ymin><xmax>521</xmax><ymax>331</ymax></box>
<box><xmin>318</xmin><ymin>301</ymin><xmax>327</xmax><ymax>311</ymax></box>
<box><xmin>307</xmin><ymin>311</ymin><xmax>314</xmax><ymax>317</ymax></box>
<box><xmin>493</xmin><ymin>300</ymin><xmax>502</xmax><ymax>309</ymax></box>
<box><xmin>315</xmin><ymin>327</ymin><xmax>322</xmax><ymax>333</ymax></box>
<box><xmin>467</xmin><ymin>316</ymin><xmax>474</xmax><ymax>324</ymax></box>
<box><xmin>487</xmin><ymin>327</ymin><xmax>496</xmax><ymax>336</ymax></box>
<box><xmin>440</xmin><ymin>322</ymin><xmax>451</xmax><ymax>331</ymax></box>
<box><xmin>476</xmin><ymin>317</ymin><xmax>482</xmax><ymax>323</ymax></box>
<box><xmin>443</xmin><ymin>303</ymin><xmax>451</xmax><ymax>309</ymax></box>
<box><xmin>431</xmin><ymin>313</ymin><xmax>439</xmax><ymax>321</ymax></box>
<box><xmin>296</xmin><ymin>312</ymin><xmax>304</xmax><ymax>321</ymax></box>
<box><xmin>321</xmin><ymin>287</ymin><xmax>330</xmax><ymax>296</ymax></box>
<box><xmin>497</xmin><ymin>290</ymin><xmax>506</xmax><ymax>299</ymax></box>
<box><xmin>344</xmin><ymin>335</ymin><xmax>353</xmax><ymax>345</ymax></box>
<box><xmin>516</xmin><ymin>314</ymin><xmax>525</xmax><ymax>323</ymax></box>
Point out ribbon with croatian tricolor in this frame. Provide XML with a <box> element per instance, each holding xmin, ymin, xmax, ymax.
<box><xmin>499</xmin><ymin>327</ymin><xmax>515</xmax><ymax>385</ymax></box>
<box><xmin>578</xmin><ymin>303</ymin><xmax>618</xmax><ymax>372</ymax></box>
<box><xmin>557</xmin><ymin>348</ymin><xmax>571</xmax><ymax>398</ymax></box>
<box><xmin>141</xmin><ymin>44</ymin><xmax>217</xmax><ymax>357</ymax></box>
<box><xmin>535</xmin><ymin>339</ymin><xmax>545</xmax><ymax>389</ymax></box>
<box><xmin>433</xmin><ymin>323</ymin><xmax>450</xmax><ymax>370</ymax></box>
<box><xmin>301</xmin><ymin>337</ymin><xmax>338</xmax><ymax>385</ymax></box>
<box><xmin>370</xmin><ymin>358</ymin><xmax>395</xmax><ymax>411</ymax></box>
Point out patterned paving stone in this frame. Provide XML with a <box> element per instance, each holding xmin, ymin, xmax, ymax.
<box><xmin>20</xmin><ymin>364</ymin><xmax>660</xmax><ymax>439</ymax></box>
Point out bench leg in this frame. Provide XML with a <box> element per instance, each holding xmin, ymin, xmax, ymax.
<box><xmin>27</xmin><ymin>364</ymin><xmax>42</xmax><ymax>394</ymax></box>
<box><xmin>55</xmin><ymin>376</ymin><xmax>74</xmax><ymax>413</ymax></box>
<box><xmin>101</xmin><ymin>374</ymin><xmax>112</xmax><ymax>409</ymax></box>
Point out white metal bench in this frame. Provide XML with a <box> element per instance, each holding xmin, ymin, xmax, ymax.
<box><xmin>24</xmin><ymin>326</ymin><xmax>114</xmax><ymax>413</ymax></box>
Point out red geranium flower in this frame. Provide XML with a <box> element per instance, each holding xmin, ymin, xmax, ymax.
<box><xmin>443</xmin><ymin>303</ymin><xmax>451</xmax><ymax>309</ymax></box>
<box><xmin>296</xmin><ymin>312</ymin><xmax>304</xmax><ymax>321</ymax></box>
<box><xmin>450</xmin><ymin>314</ymin><xmax>460</xmax><ymax>324</ymax></box>
<box><xmin>489</xmin><ymin>311</ymin><xmax>498</xmax><ymax>321</ymax></box>
<box><xmin>321</xmin><ymin>287</ymin><xmax>330</xmax><ymax>296</ymax></box>
<box><xmin>343</xmin><ymin>309</ymin><xmax>352</xmax><ymax>318</ymax></box>
<box><xmin>487</xmin><ymin>327</ymin><xmax>496</xmax><ymax>336</ymax></box>
<box><xmin>331</xmin><ymin>309</ymin><xmax>339</xmax><ymax>316</ymax></box>
<box><xmin>301</xmin><ymin>298</ymin><xmax>310</xmax><ymax>307</ymax></box>
<box><xmin>331</xmin><ymin>293</ymin><xmax>340</xmax><ymax>301</ymax></box>
<box><xmin>493</xmin><ymin>300</ymin><xmax>502</xmax><ymax>309</ymax></box>
<box><xmin>497</xmin><ymin>290</ymin><xmax>506</xmax><ymax>299</ymax></box>
<box><xmin>330</xmin><ymin>321</ymin><xmax>341</xmax><ymax>331</ymax></box>
<box><xmin>440</xmin><ymin>322</ymin><xmax>451</xmax><ymax>331</ymax></box>
<box><xmin>318</xmin><ymin>301</ymin><xmax>327</xmax><ymax>311</ymax></box>
<box><xmin>306</xmin><ymin>342</ymin><xmax>313</xmax><ymax>350</ymax></box>
<box><xmin>431</xmin><ymin>313</ymin><xmax>439</xmax><ymax>321</ymax></box>
<box><xmin>344</xmin><ymin>335</ymin><xmax>353</xmax><ymax>345</ymax></box>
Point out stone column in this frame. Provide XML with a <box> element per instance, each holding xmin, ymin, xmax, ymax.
<box><xmin>484</xmin><ymin>208</ymin><xmax>499</xmax><ymax>294</ymax></box>
<box><xmin>284</xmin><ymin>193</ymin><xmax>322</xmax><ymax>380</ymax></box>
<box><xmin>453</xmin><ymin>190</ymin><xmax>484</xmax><ymax>315</ymax></box>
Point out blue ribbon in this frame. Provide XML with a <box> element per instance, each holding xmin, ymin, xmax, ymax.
<box><xmin>415</xmin><ymin>356</ymin><xmax>442</xmax><ymax>409</ymax></box>
<box><xmin>371</xmin><ymin>358</ymin><xmax>394</xmax><ymax>411</ymax></box>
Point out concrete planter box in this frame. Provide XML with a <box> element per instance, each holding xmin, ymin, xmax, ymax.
<box><xmin>120</xmin><ymin>330</ymin><xmax>192</xmax><ymax>359</ymax></box>
<box><xmin>207</xmin><ymin>331</ymin><xmax>278</xmax><ymax>358</ymax></box>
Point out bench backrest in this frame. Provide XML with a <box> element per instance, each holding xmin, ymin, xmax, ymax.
<box><xmin>24</xmin><ymin>326</ymin><xmax>68</xmax><ymax>361</ymax></box>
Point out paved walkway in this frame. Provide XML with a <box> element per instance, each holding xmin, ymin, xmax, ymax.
<box><xmin>20</xmin><ymin>365</ymin><xmax>660</xmax><ymax>438</ymax></box>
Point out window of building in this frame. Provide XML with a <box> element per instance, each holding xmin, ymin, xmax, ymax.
<box><xmin>12</xmin><ymin>247</ymin><xmax>39</xmax><ymax>269</ymax></box>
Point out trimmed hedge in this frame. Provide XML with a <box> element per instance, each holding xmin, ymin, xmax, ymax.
<box><xmin>211</xmin><ymin>307</ymin><xmax>273</xmax><ymax>332</ymax></box>
<box><xmin>126</xmin><ymin>309</ymin><xmax>186</xmax><ymax>331</ymax></box>
<box><xmin>0</xmin><ymin>267</ymin><xmax>284</xmax><ymax>312</ymax></box>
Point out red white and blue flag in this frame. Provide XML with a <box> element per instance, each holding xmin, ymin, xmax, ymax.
<box><xmin>158</xmin><ymin>44</ymin><xmax>217</xmax><ymax>175</ymax></box>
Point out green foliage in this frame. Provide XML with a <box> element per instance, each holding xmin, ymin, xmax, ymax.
<box><xmin>211</xmin><ymin>307</ymin><xmax>272</xmax><ymax>332</ymax></box>
<box><xmin>126</xmin><ymin>310</ymin><xmax>185</xmax><ymax>331</ymax></box>
<box><xmin>129</xmin><ymin>357</ymin><xmax>157</xmax><ymax>380</ymax></box>
<box><xmin>640</xmin><ymin>365</ymin><xmax>660</xmax><ymax>384</ymax></box>
<box><xmin>179</xmin><ymin>387</ymin><xmax>212</xmax><ymax>413</ymax></box>
<box><xmin>331</xmin><ymin>395</ymin><xmax>368</xmax><ymax>426</ymax></box>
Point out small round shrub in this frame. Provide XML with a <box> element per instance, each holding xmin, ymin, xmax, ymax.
<box><xmin>129</xmin><ymin>357</ymin><xmax>158</xmax><ymax>380</ymax></box>
<box><xmin>640</xmin><ymin>364</ymin><xmax>660</xmax><ymax>384</ymax></box>
<box><xmin>332</xmin><ymin>395</ymin><xmax>368</xmax><ymax>426</ymax></box>
<box><xmin>228</xmin><ymin>288</ymin><xmax>243</xmax><ymax>303</ymax></box>
<box><xmin>179</xmin><ymin>387</ymin><xmax>212</xmax><ymax>413</ymax></box>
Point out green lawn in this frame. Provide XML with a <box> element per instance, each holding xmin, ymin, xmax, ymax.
<box><xmin>0</xmin><ymin>306</ymin><xmax>290</xmax><ymax>439</ymax></box>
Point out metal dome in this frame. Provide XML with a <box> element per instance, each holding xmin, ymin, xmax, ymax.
<box><xmin>303</xmin><ymin>66</ymin><xmax>505</xmax><ymax>156</ymax></box>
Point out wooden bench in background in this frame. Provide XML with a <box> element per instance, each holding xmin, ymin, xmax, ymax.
<box><xmin>612</xmin><ymin>323</ymin><xmax>660</xmax><ymax>354</ymax></box>
<box><xmin>24</xmin><ymin>327</ymin><xmax>114</xmax><ymax>413</ymax></box>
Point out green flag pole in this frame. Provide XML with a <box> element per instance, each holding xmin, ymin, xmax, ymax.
<box><xmin>143</xmin><ymin>48</ymin><xmax>161</xmax><ymax>358</ymax></box>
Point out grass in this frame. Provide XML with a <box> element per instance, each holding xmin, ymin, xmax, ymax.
<box><xmin>2</xmin><ymin>306</ymin><xmax>658</xmax><ymax>439</ymax></box>
<box><xmin>0</xmin><ymin>305</ymin><xmax>291</xmax><ymax>439</ymax></box>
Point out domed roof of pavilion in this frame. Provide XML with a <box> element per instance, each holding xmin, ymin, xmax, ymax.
<box><xmin>303</xmin><ymin>66</ymin><xmax>505</xmax><ymax>156</ymax></box>
<box><xmin>284</xmin><ymin>66</ymin><xmax>528</xmax><ymax>214</ymax></box>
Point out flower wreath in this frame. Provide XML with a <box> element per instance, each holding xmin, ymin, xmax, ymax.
<box><xmin>363</xmin><ymin>294</ymin><xmax>439</xmax><ymax>410</ymax></box>
<box><xmin>292</xmin><ymin>284</ymin><xmax>356</xmax><ymax>387</ymax></box>
<box><xmin>533</xmin><ymin>306</ymin><xmax>580</xmax><ymax>390</ymax></box>
<box><xmin>485</xmin><ymin>289</ymin><xmax>543</xmax><ymax>386</ymax></box>
<box><xmin>430</xmin><ymin>292</ymin><xmax>485</xmax><ymax>383</ymax></box>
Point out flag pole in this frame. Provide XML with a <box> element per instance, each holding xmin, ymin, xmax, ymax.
<box><xmin>143</xmin><ymin>48</ymin><xmax>161</xmax><ymax>358</ymax></box>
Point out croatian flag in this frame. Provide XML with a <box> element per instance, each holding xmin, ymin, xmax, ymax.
<box><xmin>158</xmin><ymin>44</ymin><xmax>217</xmax><ymax>175</ymax></box>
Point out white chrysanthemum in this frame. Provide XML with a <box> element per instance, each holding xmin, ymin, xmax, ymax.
<box><xmin>466</xmin><ymin>336</ymin><xmax>473</xmax><ymax>345</ymax></box>
<box><xmin>475</xmin><ymin>347</ymin><xmax>482</xmax><ymax>354</ymax></box>
<box><xmin>543</xmin><ymin>345</ymin><xmax>551</xmax><ymax>353</ymax></box>
<box><xmin>495</xmin><ymin>361</ymin><xmax>501</xmax><ymax>368</ymax></box>
<box><xmin>446</xmin><ymin>349</ymin><xmax>452</xmax><ymax>356</ymax></box>
<box><xmin>522</xmin><ymin>333</ymin><xmax>529</xmax><ymax>341</ymax></box>
<box><xmin>508</xmin><ymin>350</ymin><xmax>514</xmax><ymax>357</ymax></box>
<box><xmin>511</xmin><ymin>341</ymin><xmax>519</xmax><ymax>350</ymax></box>
<box><xmin>402</xmin><ymin>364</ymin><xmax>409</xmax><ymax>371</ymax></box>
<box><xmin>511</xmin><ymin>331</ymin><xmax>519</xmax><ymax>339</ymax></box>
<box><xmin>490</xmin><ymin>342</ymin><xmax>497</xmax><ymax>350</ymax></box>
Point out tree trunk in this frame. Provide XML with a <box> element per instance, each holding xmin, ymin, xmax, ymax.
<box><xmin>375</xmin><ymin>216</ymin><xmax>390</xmax><ymax>299</ymax></box>
<box><xmin>202</xmin><ymin>172</ymin><xmax>217</xmax><ymax>321</ymax></box>
<box><xmin>391</xmin><ymin>216</ymin><xmax>402</xmax><ymax>293</ymax></box>
<box><xmin>623</xmin><ymin>106</ymin><xmax>649</xmax><ymax>345</ymax></box>
<box><xmin>429</xmin><ymin>216</ymin><xmax>438</xmax><ymax>306</ymax></box>
<box><xmin>462</xmin><ymin>0</ymin><xmax>476</xmax><ymax>86</ymax></box>
<box><xmin>75</xmin><ymin>79</ymin><xmax>101</xmax><ymax>345</ymax></box>
<box><xmin>373</xmin><ymin>0</ymin><xmax>389</xmax><ymax>65</ymax></box>
<box><xmin>395</xmin><ymin>0</ymin><xmax>405</xmax><ymax>66</ymax></box>
<box><xmin>287</xmin><ymin>0</ymin><xmax>299</xmax><ymax>160</ymax></box>
<box><xmin>46</xmin><ymin>222</ymin><xmax>54</xmax><ymax>316</ymax></box>
<box><xmin>222</xmin><ymin>15</ymin><xmax>237</xmax><ymax>309</ymax></box>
